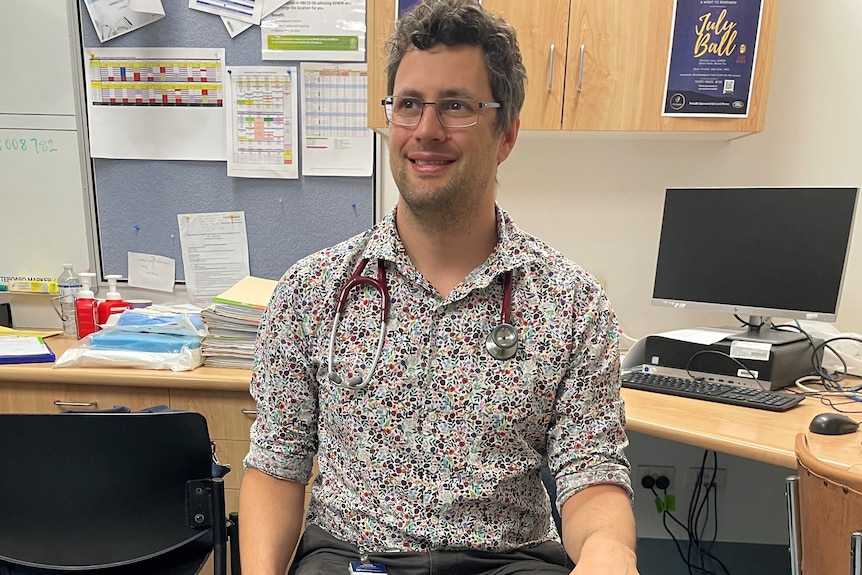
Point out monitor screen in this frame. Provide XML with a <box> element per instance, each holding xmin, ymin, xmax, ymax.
<box><xmin>651</xmin><ymin>187</ymin><xmax>858</xmax><ymax>330</ymax></box>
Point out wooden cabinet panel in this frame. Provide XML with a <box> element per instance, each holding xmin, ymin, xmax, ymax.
<box><xmin>564</xmin><ymin>0</ymin><xmax>674</xmax><ymax>131</ymax></box>
<box><xmin>169</xmin><ymin>389</ymin><xmax>257</xmax><ymax>440</ymax></box>
<box><xmin>483</xmin><ymin>0</ymin><xmax>569</xmax><ymax>130</ymax></box>
<box><xmin>367</xmin><ymin>0</ymin><xmax>395</xmax><ymax>130</ymax></box>
<box><xmin>214</xmin><ymin>438</ymin><xmax>250</xmax><ymax>491</ymax></box>
<box><xmin>0</xmin><ymin>382</ymin><xmax>169</xmax><ymax>413</ymax></box>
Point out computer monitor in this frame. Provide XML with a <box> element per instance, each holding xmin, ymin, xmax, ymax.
<box><xmin>651</xmin><ymin>187</ymin><xmax>858</xmax><ymax>344</ymax></box>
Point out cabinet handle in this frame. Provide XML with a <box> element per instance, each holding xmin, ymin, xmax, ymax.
<box><xmin>577</xmin><ymin>44</ymin><xmax>585</xmax><ymax>93</ymax></box>
<box><xmin>241</xmin><ymin>409</ymin><xmax>258</xmax><ymax>416</ymax></box>
<box><xmin>547</xmin><ymin>43</ymin><xmax>555</xmax><ymax>92</ymax></box>
<box><xmin>53</xmin><ymin>400</ymin><xmax>97</xmax><ymax>407</ymax></box>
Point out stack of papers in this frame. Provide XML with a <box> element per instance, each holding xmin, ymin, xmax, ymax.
<box><xmin>201</xmin><ymin>276</ymin><xmax>277</xmax><ymax>369</ymax></box>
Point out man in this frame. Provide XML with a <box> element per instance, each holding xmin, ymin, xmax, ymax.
<box><xmin>239</xmin><ymin>1</ymin><xmax>639</xmax><ymax>573</ymax></box>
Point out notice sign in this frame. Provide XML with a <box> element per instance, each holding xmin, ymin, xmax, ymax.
<box><xmin>662</xmin><ymin>0</ymin><xmax>763</xmax><ymax>117</ymax></box>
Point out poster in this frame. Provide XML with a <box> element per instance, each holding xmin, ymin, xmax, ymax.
<box><xmin>662</xmin><ymin>0</ymin><xmax>763</xmax><ymax>117</ymax></box>
<box><xmin>261</xmin><ymin>0</ymin><xmax>365</xmax><ymax>62</ymax></box>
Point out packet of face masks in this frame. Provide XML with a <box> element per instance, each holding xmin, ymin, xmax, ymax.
<box><xmin>106</xmin><ymin>304</ymin><xmax>206</xmax><ymax>337</ymax></box>
<box><xmin>53</xmin><ymin>331</ymin><xmax>203</xmax><ymax>371</ymax></box>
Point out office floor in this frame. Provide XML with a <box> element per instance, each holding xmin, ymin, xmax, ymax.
<box><xmin>637</xmin><ymin>539</ymin><xmax>790</xmax><ymax>574</ymax></box>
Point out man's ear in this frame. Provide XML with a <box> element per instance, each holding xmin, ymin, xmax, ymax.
<box><xmin>496</xmin><ymin>117</ymin><xmax>520</xmax><ymax>165</ymax></box>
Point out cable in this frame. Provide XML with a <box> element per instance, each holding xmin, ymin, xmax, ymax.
<box><xmin>684</xmin><ymin>349</ymin><xmax>768</xmax><ymax>391</ymax></box>
<box><xmin>642</xmin><ymin>459</ymin><xmax>732</xmax><ymax>575</ymax></box>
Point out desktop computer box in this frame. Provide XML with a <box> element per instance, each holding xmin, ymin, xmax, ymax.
<box><xmin>639</xmin><ymin>334</ymin><xmax>823</xmax><ymax>391</ymax></box>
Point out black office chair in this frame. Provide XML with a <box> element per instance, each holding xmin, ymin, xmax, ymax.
<box><xmin>0</xmin><ymin>411</ymin><xmax>237</xmax><ymax>575</ymax></box>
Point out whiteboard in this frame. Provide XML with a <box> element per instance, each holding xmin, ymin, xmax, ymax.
<box><xmin>0</xmin><ymin>0</ymin><xmax>77</xmax><ymax>117</ymax></box>
<box><xmin>0</xmin><ymin>128</ymin><xmax>90</xmax><ymax>278</ymax></box>
<box><xmin>0</xmin><ymin>0</ymin><xmax>92</xmax><ymax>281</ymax></box>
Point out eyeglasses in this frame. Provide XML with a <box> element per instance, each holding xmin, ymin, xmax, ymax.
<box><xmin>381</xmin><ymin>96</ymin><xmax>501</xmax><ymax>128</ymax></box>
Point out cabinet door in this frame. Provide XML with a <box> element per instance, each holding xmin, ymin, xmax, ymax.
<box><xmin>563</xmin><ymin>0</ymin><xmax>779</xmax><ymax>132</ymax></box>
<box><xmin>0</xmin><ymin>382</ymin><xmax>169</xmax><ymax>413</ymax></box>
<box><xmin>367</xmin><ymin>0</ymin><xmax>396</xmax><ymax>131</ymax></box>
<box><xmin>483</xmin><ymin>0</ymin><xmax>570</xmax><ymax>130</ymax></box>
<box><xmin>563</xmin><ymin>0</ymin><xmax>673</xmax><ymax>131</ymax></box>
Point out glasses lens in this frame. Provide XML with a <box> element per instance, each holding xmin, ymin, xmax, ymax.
<box><xmin>437</xmin><ymin>98</ymin><xmax>479</xmax><ymax>127</ymax></box>
<box><xmin>386</xmin><ymin>97</ymin><xmax>422</xmax><ymax>126</ymax></box>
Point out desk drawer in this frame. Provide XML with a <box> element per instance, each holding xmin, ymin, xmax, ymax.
<box><xmin>169</xmin><ymin>389</ymin><xmax>257</xmax><ymax>440</ymax></box>
<box><xmin>0</xmin><ymin>382</ymin><xmax>169</xmax><ymax>413</ymax></box>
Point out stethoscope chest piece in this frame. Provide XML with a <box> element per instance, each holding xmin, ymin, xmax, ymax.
<box><xmin>485</xmin><ymin>322</ymin><xmax>518</xmax><ymax>360</ymax></box>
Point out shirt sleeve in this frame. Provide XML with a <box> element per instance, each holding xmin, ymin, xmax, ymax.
<box><xmin>549</xmin><ymin>279</ymin><xmax>633</xmax><ymax>511</ymax></box>
<box><xmin>243</xmin><ymin>267</ymin><xmax>319</xmax><ymax>484</ymax></box>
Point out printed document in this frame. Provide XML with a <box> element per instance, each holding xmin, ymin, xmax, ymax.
<box><xmin>177</xmin><ymin>212</ymin><xmax>250</xmax><ymax>306</ymax></box>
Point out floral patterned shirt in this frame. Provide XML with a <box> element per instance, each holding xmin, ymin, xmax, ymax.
<box><xmin>245</xmin><ymin>206</ymin><xmax>632</xmax><ymax>553</ymax></box>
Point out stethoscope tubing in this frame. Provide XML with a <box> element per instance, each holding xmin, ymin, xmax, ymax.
<box><xmin>327</xmin><ymin>259</ymin><xmax>388</xmax><ymax>389</ymax></box>
<box><xmin>326</xmin><ymin>259</ymin><xmax>517</xmax><ymax>388</ymax></box>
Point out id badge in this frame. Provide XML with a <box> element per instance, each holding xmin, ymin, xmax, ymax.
<box><xmin>348</xmin><ymin>561</ymin><xmax>388</xmax><ymax>574</ymax></box>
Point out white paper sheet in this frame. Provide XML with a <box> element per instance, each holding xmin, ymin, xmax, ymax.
<box><xmin>300</xmin><ymin>63</ymin><xmax>372</xmax><ymax>177</ymax></box>
<box><xmin>189</xmin><ymin>0</ymin><xmax>264</xmax><ymax>25</ymax></box>
<box><xmin>653</xmin><ymin>327</ymin><xmax>741</xmax><ymax>345</ymax></box>
<box><xmin>221</xmin><ymin>0</ymin><xmax>290</xmax><ymax>38</ymax></box>
<box><xmin>85</xmin><ymin>47</ymin><xmax>227</xmax><ymax>160</ymax></box>
<box><xmin>83</xmin><ymin>0</ymin><xmax>165</xmax><ymax>43</ymax></box>
<box><xmin>225</xmin><ymin>66</ymin><xmax>299</xmax><ymax>178</ymax></box>
<box><xmin>177</xmin><ymin>212</ymin><xmax>250</xmax><ymax>306</ymax></box>
<box><xmin>261</xmin><ymin>0</ymin><xmax>365</xmax><ymax>61</ymax></box>
<box><xmin>127</xmin><ymin>252</ymin><xmax>177</xmax><ymax>292</ymax></box>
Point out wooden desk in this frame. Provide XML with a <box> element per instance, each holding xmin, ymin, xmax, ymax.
<box><xmin>2</xmin><ymin>337</ymin><xmax>861</xmax><ymax>476</ymax></box>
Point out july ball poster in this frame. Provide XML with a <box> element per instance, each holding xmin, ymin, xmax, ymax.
<box><xmin>662</xmin><ymin>0</ymin><xmax>763</xmax><ymax>117</ymax></box>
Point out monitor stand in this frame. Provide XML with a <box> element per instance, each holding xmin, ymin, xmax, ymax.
<box><xmin>724</xmin><ymin>315</ymin><xmax>806</xmax><ymax>345</ymax></box>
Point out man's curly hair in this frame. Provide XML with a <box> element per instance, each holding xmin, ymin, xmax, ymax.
<box><xmin>384</xmin><ymin>0</ymin><xmax>527</xmax><ymax>135</ymax></box>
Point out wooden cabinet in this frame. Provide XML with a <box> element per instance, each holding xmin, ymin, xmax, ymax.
<box><xmin>170</xmin><ymin>389</ymin><xmax>257</xmax><ymax>511</ymax></box>
<box><xmin>0</xmin><ymin>382</ymin><xmax>169</xmax><ymax>413</ymax></box>
<box><xmin>366</xmin><ymin>0</ymin><xmax>780</xmax><ymax>134</ymax></box>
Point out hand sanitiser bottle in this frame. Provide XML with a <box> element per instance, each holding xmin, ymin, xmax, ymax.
<box><xmin>97</xmin><ymin>274</ymin><xmax>131</xmax><ymax>325</ymax></box>
<box><xmin>56</xmin><ymin>264</ymin><xmax>82</xmax><ymax>336</ymax></box>
<box><xmin>75</xmin><ymin>272</ymin><xmax>99</xmax><ymax>338</ymax></box>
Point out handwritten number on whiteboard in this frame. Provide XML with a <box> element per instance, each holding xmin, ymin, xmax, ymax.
<box><xmin>1</xmin><ymin>138</ymin><xmax>58</xmax><ymax>154</ymax></box>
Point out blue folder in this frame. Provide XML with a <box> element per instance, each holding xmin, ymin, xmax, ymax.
<box><xmin>0</xmin><ymin>336</ymin><xmax>56</xmax><ymax>364</ymax></box>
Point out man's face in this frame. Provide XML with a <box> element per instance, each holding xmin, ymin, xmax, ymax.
<box><xmin>388</xmin><ymin>44</ymin><xmax>518</xmax><ymax>225</ymax></box>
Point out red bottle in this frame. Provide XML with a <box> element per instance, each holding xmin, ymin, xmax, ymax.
<box><xmin>75</xmin><ymin>273</ymin><xmax>99</xmax><ymax>338</ymax></box>
<box><xmin>97</xmin><ymin>274</ymin><xmax>131</xmax><ymax>325</ymax></box>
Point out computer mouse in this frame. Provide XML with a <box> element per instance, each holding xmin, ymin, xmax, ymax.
<box><xmin>808</xmin><ymin>412</ymin><xmax>860</xmax><ymax>435</ymax></box>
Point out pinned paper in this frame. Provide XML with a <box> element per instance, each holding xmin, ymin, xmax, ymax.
<box><xmin>128</xmin><ymin>252</ymin><xmax>177</xmax><ymax>293</ymax></box>
<box><xmin>83</xmin><ymin>0</ymin><xmax>165</xmax><ymax>43</ymax></box>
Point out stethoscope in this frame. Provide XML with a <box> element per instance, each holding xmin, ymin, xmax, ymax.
<box><xmin>326</xmin><ymin>259</ymin><xmax>518</xmax><ymax>389</ymax></box>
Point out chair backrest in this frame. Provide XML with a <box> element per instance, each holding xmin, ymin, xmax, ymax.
<box><xmin>794</xmin><ymin>432</ymin><xmax>862</xmax><ymax>575</ymax></box>
<box><xmin>0</xmin><ymin>411</ymin><xmax>224</xmax><ymax>572</ymax></box>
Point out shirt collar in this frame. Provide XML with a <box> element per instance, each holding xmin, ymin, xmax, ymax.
<box><xmin>361</xmin><ymin>204</ymin><xmax>537</xmax><ymax>284</ymax></box>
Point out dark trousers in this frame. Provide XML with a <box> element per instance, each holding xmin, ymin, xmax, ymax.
<box><xmin>289</xmin><ymin>524</ymin><xmax>573</xmax><ymax>575</ymax></box>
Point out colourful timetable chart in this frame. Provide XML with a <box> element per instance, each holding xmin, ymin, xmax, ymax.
<box><xmin>226</xmin><ymin>66</ymin><xmax>298</xmax><ymax>179</ymax></box>
<box><xmin>89</xmin><ymin>57</ymin><xmax>224</xmax><ymax>107</ymax></box>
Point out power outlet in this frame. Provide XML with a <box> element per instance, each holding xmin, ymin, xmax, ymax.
<box><xmin>636</xmin><ymin>465</ymin><xmax>675</xmax><ymax>489</ymax></box>
<box><xmin>687</xmin><ymin>467</ymin><xmax>726</xmax><ymax>492</ymax></box>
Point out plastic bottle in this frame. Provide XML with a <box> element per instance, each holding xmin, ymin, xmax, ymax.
<box><xmin>75</xmin><ymin>272</ymin><xmax>99</xmax><ymax>339</ymax></box>
<box><xmin>56</xmin><ymin>264</ymin><xmax>82</xmax><ymax>336</ymax></box>
<box><xmin>97</xmin><ymin>274</ymin><xmax>131</xmax><ymax>325</ymax></box>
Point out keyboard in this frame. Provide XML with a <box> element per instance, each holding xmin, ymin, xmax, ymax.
<box><xmin>621</xmin><ymin>370</ymin><xmax>804</xmax><ymax>412</ymax></box>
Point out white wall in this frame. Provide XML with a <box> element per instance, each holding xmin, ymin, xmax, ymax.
<box><xmin>376</xmin><ymin>0</ymin><xmax>862</xmax><ymax>544</ymax></box>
